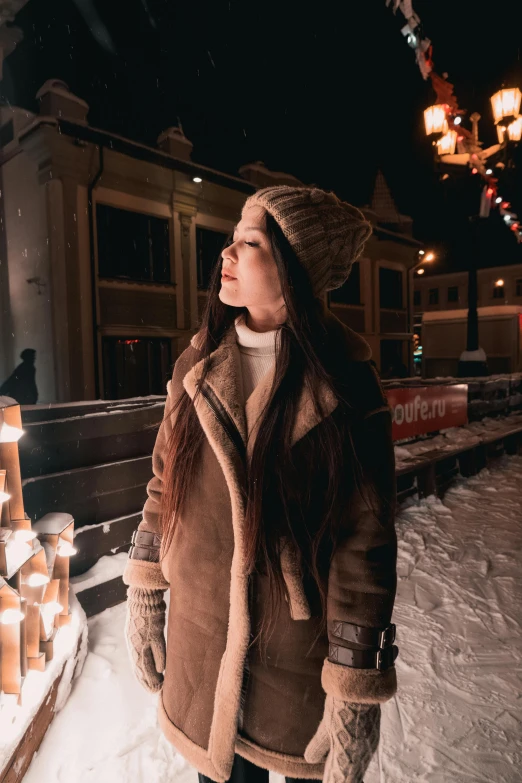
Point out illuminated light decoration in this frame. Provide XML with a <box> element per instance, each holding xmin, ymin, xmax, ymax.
<box><xmin>486</xmin><ymin>169</ymin><xmax>493</xmax><ymax>175</ymax></box>
<box><xmin>56</xmin><ymin>539</ymin><xmax>78</xmax><ymax>557</ymax></box>
<box><xmin>497</xmin><ymin>124</ymin><xmax>506</xmax><ymax>144</ymax></box>
<box><xmin>491</xmin><ymin>87</ymin><xmax>522</xmax><ymax>125</ymax></box>
<box><xmin>14</xmin><ymin>529</ymin><xmax>37</xmax><ymax>543</ymax></box>
<box><xmin>193</xmin><ymin>177</ymin><xmax>203</xmax><ymax>183</ymax></box>
<box><xmin>487</xmin><ymin>188</ymin><xmax>494</xmax><ymax>196</ymax></box>
<box><xmin>419</xmin><ymin>250</ymin><xmax>425</xmax><ymax>255</ymax></box>
<box><xmin>424</xmin><ymin>104</ymin><xmax>448</xmax><ymax>135</ymax></box>
<box><xmin>0</xmin><ymin>422</ymin><xmax>23</xmax><ymax>443</ymax></box>
<box><xmin>436</xmin><ymin>129</ymin><xmax>457</xmax><ymax>155</ymax></box>
<box><xmin>0</xmin><ymin>490</ymin><xmax>10</xmax><ymax>503</ymax></box>
<box><xmin>417</xmin><ymin>268</ymin><xmax>425</xmax><ymax>275</ymax></box>
<box><xmin>502</xmin><ymin>201</ymin><xmax>510</xmax><ymax>209</ymax></box>
<box><xmin>1</xmin><ymin>608</ymin><xmax>25</xmax><ymax>625</ymax></box>
<box><xmin>25</xmin><ymin>572</ymin><xmax>50</xmax><ymax>587</ymax></box>
<box><xmin>453</xmin><ymin>116</ymin><xmax>462</xmax><ymax>125</ymax></box>
<box><xmin>495</xmin><ymin>279</ymin><xmax>505</xmax><ymax>287</ymax></box>
<box><xmin>471</xmin><ymin>168</ymin><xmax>478</xmax><ymax>174</ymax></box>
<box><xmin>496</xmin><ymin>197</ymin><xmax>503</xmax><ymax>204</ymax></box>
<box><xmin>504</xmin><ymin>215</ymin><xmax>512</xmax><ymax>223</ymax></box>
<box><xmin>507</xmin><ymin>116</ymin><xmax>522</xmax><ymax>142</ymax></box>
<box><xmin>424</xmin><ymin>252</ymin><xmax>435</xmax><ymax>262</ymax></box>
<box><xmin>40</xmin><ymin>601</ymin><xmax>63</xmax><ymax>617</ymax></box>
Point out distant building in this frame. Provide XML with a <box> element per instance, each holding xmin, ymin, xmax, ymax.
<box><xmin>328</xmin><ymin>171</ymin><xmax>423</xmax><ymax>378</ymax></box>
<box><xmin>0</xmin><ymin>83</ymin><xmax>422</xmax><ymax>402</ymax></box>
<box><xmin>414</xmin><ymin>264</ymin><xmax>522</xmax><ymax>375</ymax></box>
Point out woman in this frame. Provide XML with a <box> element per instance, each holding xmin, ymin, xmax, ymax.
<box><xmin>123</xmin><ymin>185</ymin><xmax>399</xmax><ymax>783</ymax></box>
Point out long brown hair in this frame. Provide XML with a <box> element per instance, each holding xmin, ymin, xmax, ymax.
<box><xmin>157</xmin><ymin>209</ymin><xmax>362</xmax><ymax>660</ymax></box>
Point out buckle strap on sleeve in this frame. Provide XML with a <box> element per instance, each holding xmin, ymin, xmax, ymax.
<box><xmin>329</xmin><ymin>642</ymin><xmax>399</xmax><ymax>670</ymax></box>
<box><xmin>128</xmin><ymin>529</ymin><xmax>162</xmax><ymax>563</ymax></box>
<box><xmin>331</xmin><ymin>620</ymin><xmax>396</xmax><ymax>649</ymax></box>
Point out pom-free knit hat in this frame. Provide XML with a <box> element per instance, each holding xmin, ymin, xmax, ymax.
<box><xmin>242</xmin><ymin>185</ymin><xmax>373</xmax><ymax>299</ymax></box>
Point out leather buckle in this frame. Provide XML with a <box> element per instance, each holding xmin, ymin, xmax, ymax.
<box><xmin>375</xmin><ymin>645</ymin><xmax>398</xmax><ymax>670</ymax></box>
<box><xmin>379</xmin><ymin>624</ymin><xmax>396</xmax><ymax>649</ymax></box>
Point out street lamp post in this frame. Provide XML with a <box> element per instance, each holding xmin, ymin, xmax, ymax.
<box><xmin>423</xmin><ymin>86</ymin><xmax>521</xmax><ymax>377</ymax></box>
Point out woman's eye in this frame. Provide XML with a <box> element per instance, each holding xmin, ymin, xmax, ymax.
<box><xmin>245</xmin><ymin>241</ymin><xmax>258</xmax><ymax>247</ymax></box>
<box><xmin>225</xmin><ymin>238</ymin><xmax>258</xmax><ymax>247</ymax></box>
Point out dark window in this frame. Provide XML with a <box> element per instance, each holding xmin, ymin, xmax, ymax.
<box><xmin>516</xmin><ymin>278</ymin><xmax>522</xmax><ymax>297</ymax></box>
<box><xmin>96</xmin><ymin>204</ymin><xmax>170</xmax><ymax>283</ymax></box>
<box><xmin>413</xmin><ymin>289</ymin><xmax>421</xmax><ymax>306</ymax></box>
<box><xmin>196</xmin><ymin>227</ymin><xmax>229</xmax><ymax>290</ymax></box>
<box><xmin>447</xmin><ymin>286</ymin><xmax>459</xmax><ymax>302</ymax></box>
<box><xmin>428</xmin><ymin>288</ymin><xmax>439</xmax><ymax>305</ymax></box>
<box><xmin>0</xmin><ymin>120</ymin><xmax>14</xmax><ymax>148</ymax></box>
<box><xmin>329</xmin><ymin>261</ymin><xmax>361</xmax><ymax>305</ymax></box>
<box><xmin>380</xmin><ymin>339</ymin><xmax>408</xmax><ymax>379</ymax></box>
<box><xmin>493</xmin><ymin>284</ymin><xmax>505</xmax><ymax>299</ymax></box>
<box><xmin>379</xmin><ymin>267</ymin><xmax>403</xmax><ymax>309</ymax></box>
<box><xmin>102</xmin><ymin>336</ymin><xmax>172</xmax><ymax>399</ymax></box>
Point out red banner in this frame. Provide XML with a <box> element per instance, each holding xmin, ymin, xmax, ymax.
<box><xmin>386</xmin><ymin>385</ymin><xmax>468</xmax><ymax>441</ymax></box>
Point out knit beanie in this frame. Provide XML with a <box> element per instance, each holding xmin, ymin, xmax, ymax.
<box><xmin>242</xmin><ymin>185</ymin><xmax>373</xmax><ymax>299</ymax></box>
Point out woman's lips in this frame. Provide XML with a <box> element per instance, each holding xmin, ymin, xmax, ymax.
<box><xmin>221</xmin><ymin>274</ymin><xmax>236</xmax><ymax>281</ymax></box>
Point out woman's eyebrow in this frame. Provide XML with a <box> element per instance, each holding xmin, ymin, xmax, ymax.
<box><xmin>233</xmin><ymin>225</ymin><xmax>266</xmax><ymax>233</ymax></box>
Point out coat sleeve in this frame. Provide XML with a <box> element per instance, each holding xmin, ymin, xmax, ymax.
<box><xmin>122</xmin><ymin>377</ymin><xmax>176</xmax><ymax>591</ymax></box>
<box><xmin>322</xmin><ymin>384</ymin><xmax>398</xmax><ymax>704</ymax></box>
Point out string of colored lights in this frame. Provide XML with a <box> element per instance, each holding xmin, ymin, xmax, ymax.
<box><xmin>386</xmin><ymin>0</ymin><xmax>522</xmax><ymax>243</ymax></box>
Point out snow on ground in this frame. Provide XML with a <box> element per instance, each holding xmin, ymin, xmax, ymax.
<box><xmin>23</xmin><ymin>456</ymin><xmax>522</xmax><ymax>783</ymax></box>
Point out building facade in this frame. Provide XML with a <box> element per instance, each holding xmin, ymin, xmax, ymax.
<box><xmin>1</xmin><ymin>82</ymin><xmax>422</xmax><ymax>403</ymax></box>
<box><xmin>414</xmin><ymin>265</ymin><xmax>522</xmax><ymax>376</ymax></box>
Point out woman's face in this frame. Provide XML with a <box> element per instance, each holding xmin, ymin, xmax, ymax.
<box><xmin>218</xmin><ymin>203</ymin><xmax>285</xmax><ymax>317</ymax></box>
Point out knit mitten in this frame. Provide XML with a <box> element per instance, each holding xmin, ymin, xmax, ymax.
<box><xmin>304</xmin><ymin>694</ymin><xmax>381</xmax><ymax>783</ymax></box>
<box><xmin>124</xmin><ymin>586</ymin><xmax>167</xmax><ymax>693</ymax></box>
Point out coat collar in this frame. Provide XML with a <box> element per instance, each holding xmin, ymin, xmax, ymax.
<box><xmin>182</xmin><ymin>306</ymin><xmax>371</xmax><ymax>459</ymax></box>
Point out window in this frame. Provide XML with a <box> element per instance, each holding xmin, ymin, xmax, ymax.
<box><xmin>516</xmin><ymin>278</ymin><xmax>522</xmax><ymax>297</ymax></box>
<box><xmin>102</xmin><ymin>336</ymin><xmax>172</xmax><ymax>399</ymax></box>
<box><xmin>493</xmin><ymin>284</ymin><xmax>505</xmax><ymax>299</ymax></box>
<box><xmin>96</xmin><ymin>204</ymin><xmax>170</xmax><ymax>283</ymax></box>
<box><xmin>196</xmin><ymin>227</ymin><xmax>229</xmax><ymax>290</ymax></box>
<box><xmin>413</xmin><ymin>289</ymin><xmax>421</xmax><ymax>307</ymax></box>
<box><xmin>447</xmin><ymin>286</ymin><xmax>459</xmax><ymax>303</ymax></box>
<box><xmin>379</xmin><ymin>267</ymin><xmax>403</xmax><ymax>309</ymax></box>
<box><xmin>329</xmin><ymin>261</ymin><xmax>361</xmax><ymax>305</ymax></box>
<box><xmin>428</xmin><ymin>288</ymin><xmax>439</xmax><ymax>305</ymax></box>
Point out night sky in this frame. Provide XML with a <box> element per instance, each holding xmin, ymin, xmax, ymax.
<box><xmin>3</xmin><ymin>0</ymin><xmax>522</xmax><ymax>269</ymax></box>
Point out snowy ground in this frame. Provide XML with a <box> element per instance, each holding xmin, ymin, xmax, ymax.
<box><xmin>22</xmin><ymin>455</ymin><xmax>522</xmax><ymax>783</ymax></box>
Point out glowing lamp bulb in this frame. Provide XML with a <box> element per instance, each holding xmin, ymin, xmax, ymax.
<box><xmin>0</xmin><ymin>490</ymin><xmax>10</xmax><ymax>503</ymax></box>
<box><xmin>42</xmin><ymin>601</ymin><xmax>63</xmax><ymax>616</ymax></box>
<box><xmin>57</xmin><ymin>539</ymin><xmax>77</xmax><ymax>557</ymax></box>
<box><xmin>25</xmin><ymin>572</ymin><xmax>50</xmax><ymax>587</ymax></box>
<box><xmin>486</xmin><ymin>169</ymin><xmax>493</xmax><ymax>175</ymax></box>
<box><xmin>425</xmin><ymin>252</ymin><xmax>435</xmax><ymax>262</ymax></box>
<box><xmin>454</xmin><ymin>116</ymin><xmax>462</xmax><ymax>125</ymax></box>
<box><xmin>0</xmin><ymin>423</ymin><xmax>24</xmax><ymax>443</ymax></box>
<box><xmin>417</xmin><ymin>268</ymin><xmax>425</xmax><ymax>275</ymax></box>
<box><xmin>495</xmin><ymin>279</ymin><xmax>504</xmax><ymax>287</ymax></box>
<box><xmin>496</xmin><ymin>197</ymin><xmax>502</xmax><ymax>204</ymax></box>
<box><xmin>193</xmin><ymin>177</ymin><xmax>202</xmax><ymax>183</ymax></box>
<box><xmin>1</xmin><ymin>608</ymin><xmax>25</xmax><ymax>625</ymax></box>
<box><xmin>14</xmin><ymin>529</ymin><xmax>37</xmax><ymax>543</ymax></box>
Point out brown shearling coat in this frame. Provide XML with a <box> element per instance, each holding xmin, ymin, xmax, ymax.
<box><xmin>122</xmin><ymin>306</ymin><xmax>398</xmax><ymax>782</ymax></box>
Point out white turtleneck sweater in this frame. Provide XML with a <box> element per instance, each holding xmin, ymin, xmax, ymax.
<box><xmin>234</xmin><ymin>313</ymin><xmax>277</xmax><ymax>402</ymax></box>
